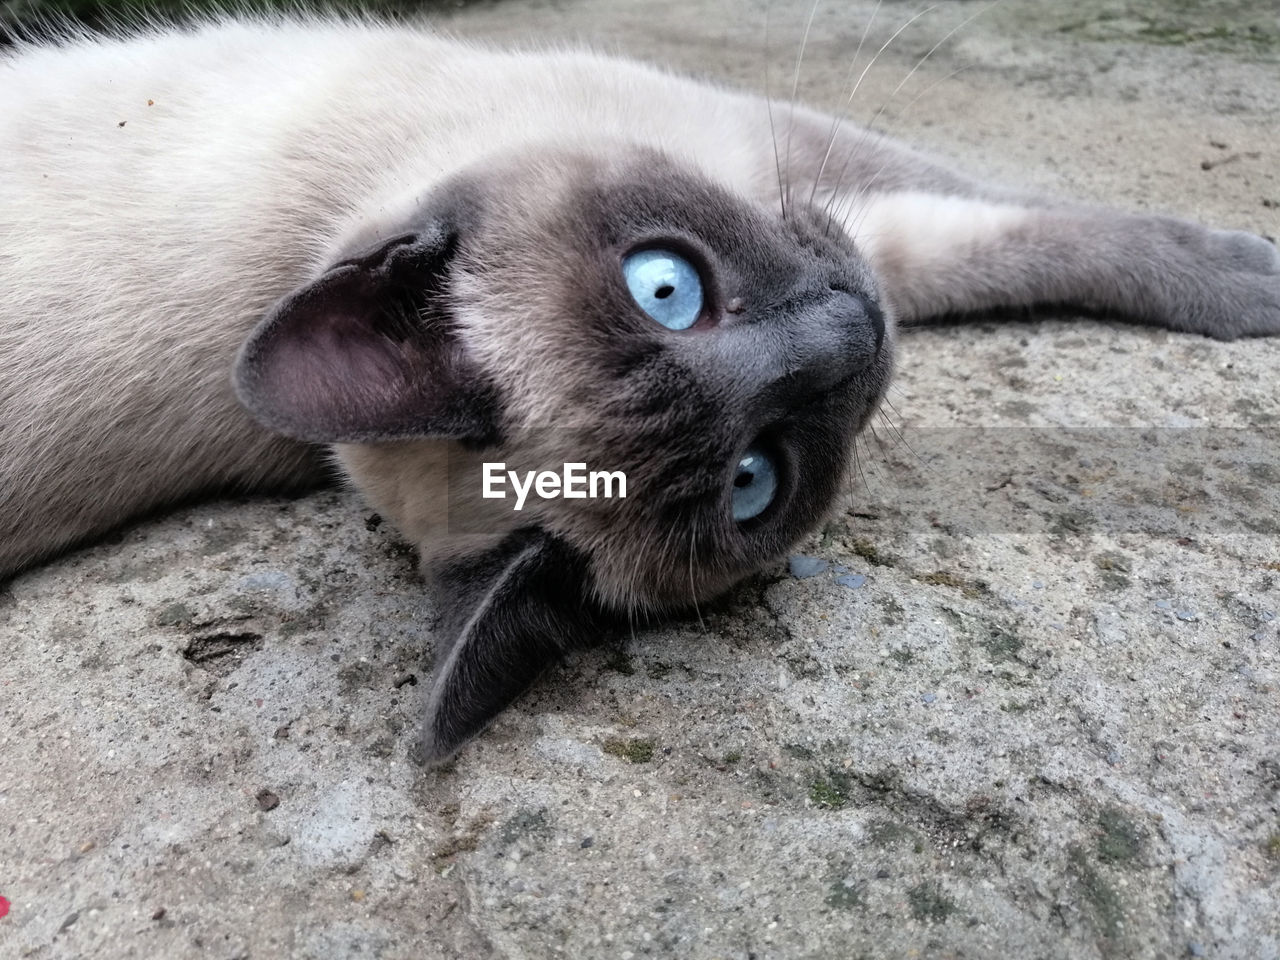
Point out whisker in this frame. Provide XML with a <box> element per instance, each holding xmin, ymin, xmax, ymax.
<box><xmin>829</xmin><ymin>4</ymin><xmax>1002</xmax><ymax>237</ymax></box>
<box><xmin>763</xmin><ymin>2</ymin><xmax>787</xmax><ymax>217</ymax></box>
<box><xmin>877</xmin><ymin>399</ymin><xmax>910</xmax><ymax>447</ymax></box>
<box><xmin>852</xmin><ymin>434</ymin><xmax>875</xmax><ymax>499</ymax></box>
<box><xmin>808</xmin><ymin>0</ymin><xmax>882</xmax><ymax>211</ymax></box>
<box><xmin>819</xmin><ymin>3</ymin><xmax>941</xmax><ymax>229</ymax></box>
<box><xmin>846</xmin><ymin>444</ymin><xmax>861</xmax><ymax>512</ymax></box>
<box><xmin>867</xmin><ymin>416</ymin><xmax>902</xmax><ymax>474</ymax></box>
<box><xmin>879</xmin><ymin>404</ymin><xmax>929</xmax><ymax>473</ymax></box>
<box><xmin>881</xmin><ymin>393</ymin><xmax>908</xmax><ymax>424</ymax></box>
<box><xmin>783</xmin><ymin>0</ymin><xmax>823</xmax><ymax>218</ymax></box>
<box><xmin>688</xmin><ymin>523</ymin><xmax>706</xmax><ymax>633</ymax></box>
<box><xmin>865</xmin><ymin>418</ymin><xmax>887</xmax><ymax>457</ymax></box>
<box><xmin>867</xmin><ymin>1</ymin><xmax>997</xmax><ymax>136</ymax></box>
<box><xmin>832</xmin><ymin>61</ymin><xmax>978</xmax><ymax>242</ymax></box>
<box><xmin>859</xmin><ymin>425</ymin><xmax>888</xmax><ymax>487</ymax></box>
<box><xmin>626</xmin><ymin>519</ymin><xmax>660</xmax><ymax>624</ymax></box>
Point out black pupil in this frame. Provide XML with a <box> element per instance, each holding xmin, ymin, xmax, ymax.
<box><xmin>734</xmin><ymin>470</ymin><xmax>754</xmax><ymax>489</ymax></box>
<box><xmin>654</xmin><ymin>284</ymin><xmax>674</xmax><ymax>299</ymax></box>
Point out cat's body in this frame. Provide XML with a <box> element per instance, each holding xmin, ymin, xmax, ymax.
<box><xmin>3</xmin><ymin>17</ymin><xmax>1278</xmax><ymax>759</ymax></box>
<box><xmin>0</xmin><ymin>19</ymin><xmax>837</xmax><ymax>569</ymax></box>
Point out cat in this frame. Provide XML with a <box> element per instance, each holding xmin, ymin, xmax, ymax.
<box><xmin>2</xmin><ymin>15</ymin><xmax>1277</xmax><ymax>763</ymax></box>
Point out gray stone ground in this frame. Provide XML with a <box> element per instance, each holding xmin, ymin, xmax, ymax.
<box><xmin>3</xmin><ymin>1</ymin><xmax>1279</xmax><ymax>958</ymax></box>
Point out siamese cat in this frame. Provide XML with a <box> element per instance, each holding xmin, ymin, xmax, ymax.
<box><xmin>2</xmin><ymin>17</ymin><xmax>1277</xmax><ymax>762</ymax></box>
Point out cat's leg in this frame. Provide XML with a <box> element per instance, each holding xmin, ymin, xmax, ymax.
<box><xmin>783</xmin><ymin>112</ymin><xmax>1279</xmax><ymax>339</ymax></box>
<box><xmin>843</xmin><ymin>190</ymin><xmax>1280</xmax><ymax>340</ymax></box>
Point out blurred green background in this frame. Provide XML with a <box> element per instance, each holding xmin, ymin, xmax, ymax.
<box><xmin>0</xmin><ymin>0</ymin><xmax>488</xmax><ymax>43</ymax></box>
<box><xmin>3</xmin><ymin>0</ymin><xmax>1276</xmax><ymax>58</ymax></box>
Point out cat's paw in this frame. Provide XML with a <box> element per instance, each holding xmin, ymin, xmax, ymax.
<box><xmin>1224</xmin><ymin>271</ymin><xmax>1280</xmax><ymax>339</ymax></box>
<box><xmin>1210</xmin><ymin>229</ymin><xmax>1280</xmax><ymax>275</ymax></box>
<box><xmin>1194</xmin><ymin>230</ymin><xmax>1280</xmax><ymax>338</ymax></box>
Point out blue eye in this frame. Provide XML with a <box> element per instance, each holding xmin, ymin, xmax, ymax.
<box><xmin>622</xmin><ymin>248</ymin><xmax>703</xmax><ymax>330</ymax></box>
<box><xmin>731</xmin><ymin>447</ymin><xmax>778</xmax><ymax>521</ymax></box>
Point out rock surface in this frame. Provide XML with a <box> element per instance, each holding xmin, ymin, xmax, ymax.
<box><xmin>3</xmin><ymin>1</ymin><xmax>1278</xmax><ymax>958</ymax></box>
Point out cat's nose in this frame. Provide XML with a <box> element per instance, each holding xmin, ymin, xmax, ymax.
<box><xmin>791</xmin><ymin>288</ymin><xmax>885</xmax><ymax>388</ymax></box>
<box><xmin>831</xmin><ymin>287</ymin><xmax>886</xmax><ymax>361</ymax></box>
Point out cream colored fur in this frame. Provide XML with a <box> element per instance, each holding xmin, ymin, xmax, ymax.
<box><xmin>0</xmin><ymin>18</ymin><xmax>779</xmax><ymax>575</ymax></box>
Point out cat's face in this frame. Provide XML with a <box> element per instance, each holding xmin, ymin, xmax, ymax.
<box><xmin>235</xmin><ymin>145</ymin><xmax>892</xmax><ymax>760</ymax></box>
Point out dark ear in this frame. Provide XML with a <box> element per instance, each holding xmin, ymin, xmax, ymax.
<box><xmin>414</xmin><ymin>529</ymin><xmax>609</xmax><ymax>765</ymax></box>
<box><xmin>234</xmin><ymin>223</ymin><xmax>499</xmax><ymax>443</ymax></box>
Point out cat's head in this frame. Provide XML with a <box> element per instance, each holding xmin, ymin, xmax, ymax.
<box><xmin>234</xmin><ymin>144</ymin><xmax>892</xmax><ymax>761</ymax></box>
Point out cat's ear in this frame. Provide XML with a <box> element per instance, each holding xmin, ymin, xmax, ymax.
<box><xmin>234</xmin><ymin>223</ymin><xmax>499</xmax><ymax>443</ymax></box>
<box><xmin>413</xmin><ymin>529</ymin><xmax>607</xmax><ymax>765</ymax></box>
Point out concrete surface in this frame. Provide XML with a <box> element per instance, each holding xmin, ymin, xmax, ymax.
<box><xmin>3</xmin><ymin>1</ymin><xmax>1279</xmax><ymax>958</ymax></box>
